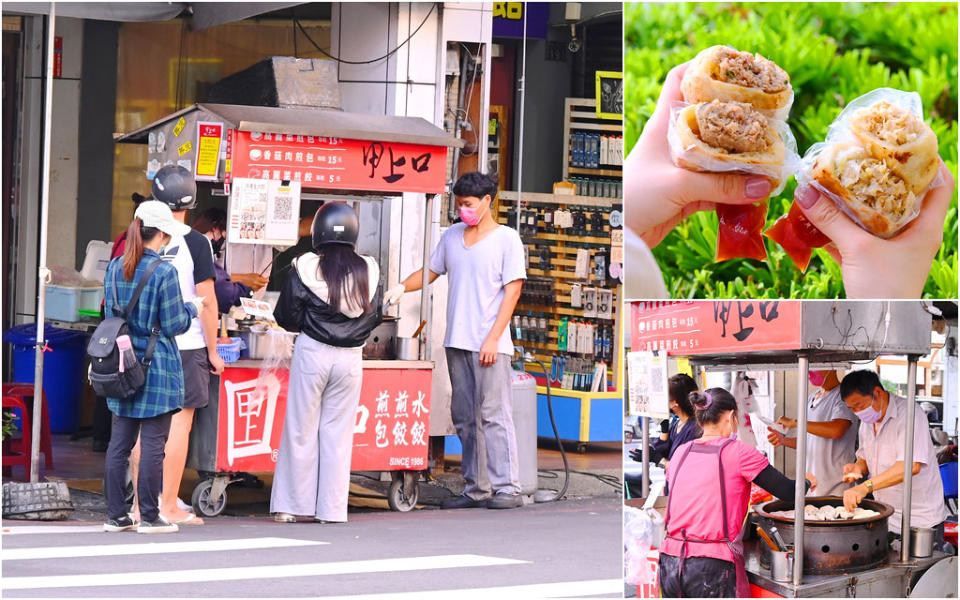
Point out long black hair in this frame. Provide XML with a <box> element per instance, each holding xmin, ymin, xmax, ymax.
<box><xmin>668</xmin><ymin>373</ymin><xmax>698</xmax><ymax>418</ymax></box>
<box><xmin>122</xmin><ymin>219</ymin><xmax>164</xmax><ymax>281</ymax></box>
<box><xmin>316</xmin><ymin>244</ymin><xmax>371</xmax><ymax>313</ymax></box>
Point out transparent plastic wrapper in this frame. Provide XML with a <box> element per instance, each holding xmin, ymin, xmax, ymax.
<box><xmin>254</xmin><ymin>326</ymin><xmax>297</xmax><ymax>409</ymax></box>
<box><xmin>668</xmin><ymin>101</ymin><xmax>801</xmax><ymax>195</ymax></box>
<box><xmin>49</xmin><ymin>266</ymin><xmax>100</xmax><ymax>287</ymax></box>
<box><xmin>768</xmin><ymin>89</ymin><xmax>945</xmax><ymax>269</ymax></box>
<box><xmin>624</xmin><ymin>505</ymin><xmax>664</xmax><ymax>587</ymax></box>
<box><xmin>668</xmin><ymin>101</ymin><xmax>802</xmax><ymax>261</ymax></box>
<box><xmin>681</xmin><ymin>45</ymin><xmax>795</xmax><ymax>121</ymax></box>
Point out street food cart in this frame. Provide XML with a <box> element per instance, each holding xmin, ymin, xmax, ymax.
<box><xmin>117</xmin><ymin>103</ymin><xmax>462</xmax><ymax>515</ymax></box>
<box><xmin>630</xmin><ymin>300</ymin><xmax>957</xmax><ymax>597</ymax></box>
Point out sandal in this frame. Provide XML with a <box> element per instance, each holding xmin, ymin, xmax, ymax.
<box><xmin>273</xmin><ymin>512</ymin><xmax>297</xmax><ymax>523</ymax></box>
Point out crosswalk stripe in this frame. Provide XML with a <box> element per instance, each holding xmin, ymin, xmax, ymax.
<box><xmin>3</xmin><ymin>537</ymin><xmax>326</xmax><ymax>561</ymax></box>
<box><xmin>321</xmin><ymin>578</ymin><xmax>624</xmax><ymax>599</ymax></box>
<box><xmin>2</xmin><ymin>554</ymin><xmax>529</xmax><ymax>590</ymax></box>
<box><xmin>2</xmin><ymin>525</ymin><xmax>105</xmax><ymax>535</ymax></box>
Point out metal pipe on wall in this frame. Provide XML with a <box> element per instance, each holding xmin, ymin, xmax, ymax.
<box><xmin>514</xmin><ymin>2</ymin><xmax>527</xmax><ymax>230</ymax></box>
<box><xmin>900</xmin><ymin>354</ymin><xmax>919</xmax><ymax>562</ymax></box>
<box><xmin>31</xmin><ymin>3</ymin><xmax>56</xmax><ymax>484</ymax></box>
<box><xmin>793</xmin><ymin>352</ymin><xmax>810</xmax><ymax>586</ymax></box>
<box><xmin>640</xmin><ymin>416</ymin><xmax>650</xmax><ymax>498</ymax></box>
<box><xmin>420</xmin><ymin>193</ymin><xmax>436</xmax><ymax>360</ymax></box>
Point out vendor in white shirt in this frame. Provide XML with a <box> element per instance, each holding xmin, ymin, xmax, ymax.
<box><xmin>766</xmin><ymin>370</ymin><xmax>859</xmax><ymax>496</ymax></box>
<box><xmin>839</xmin><ymin>370</ymin><xmax>949</xmax><ymax>545</ymax></box>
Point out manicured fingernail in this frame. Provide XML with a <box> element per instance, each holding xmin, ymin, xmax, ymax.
<box><xmin>745</xmin><ymin>177</ymin><xmax>771</xmax><ymax>199</ymax></box>
<box><xmin>796</xmin><ymin>184</ymin><xmax>819</xmax><ymax>209</ymax></box>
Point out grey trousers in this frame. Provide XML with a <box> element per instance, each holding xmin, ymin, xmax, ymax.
<box><xmin>270</xmin><ymin>335</ymin><xmax>363</xmax><ymax>522</ymax></box>
<box><xmin>446</xmin><ymin>347</ymin><xmax>521</xmax><ymax>499</ymax></box>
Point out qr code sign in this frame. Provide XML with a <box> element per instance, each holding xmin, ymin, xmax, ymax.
<box><xmin>273</xmin><ymin>196</ymin><xmax>293</xmax><ymax>221</ymax></box>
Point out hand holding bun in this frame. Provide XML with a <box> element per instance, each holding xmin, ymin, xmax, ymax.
<box><xmin>668</xmin><ymin>46</ymin><xmax>798</xmax><ymax>262</ymax></box>
<box><xmin>804</xmin><ymin>89</ymin><xmax>942</xmax><ymax>238</ymax></box>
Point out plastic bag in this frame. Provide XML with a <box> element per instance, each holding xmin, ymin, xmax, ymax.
<box><xmin>254</xmin><ymin>326</ymin><xmax>297</xmax><ymax>409</ymax></box>
<box><xmin>715</xmin><ymin>201</ymin><xmax>769</xmax><ymax>262</ymax></box>
<box><xmin>764</xmin><ymin>200</ymin><xmax>832</xmax><ymax>270</ymax></box>
<box><xmin>668</xmin><ymin>99</ymin><xmax>800</xmax><ymax>262</ymax></box>
<box><xmin>624</xmin><ymin>506</ymin><xmax>664</xmax><ymax>587</ymax></box>
<box><xmin>795</xmin><ymin>88</ymin><xmax>945</xmax><ymax>240</ymax></box>
<box><xmin>49</xmin><ymin>266</ymin><xmax>101</xmax><ymax>287</ymax></box>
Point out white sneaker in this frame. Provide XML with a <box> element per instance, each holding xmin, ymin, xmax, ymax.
<box><xmin>157</xmin><ymin>495</ymin><xmax>195</xmax><ymax>514</ymax></box>
<box><xmin>137</xmin><ymin>516</ymin><xmax>179</xmax><ymax>534</ymax></box>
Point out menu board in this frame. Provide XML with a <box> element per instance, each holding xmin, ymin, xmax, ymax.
<box><xmin>226</xmin><ymin>130</ymin><xmax>448</xmax><ymax>194</ymax></box>
<box><xmin>227</xmin><ymin>178</ymin><xmax>301</xmax><ymax>246</ymax></box>
<box><xmin>627</xmin><ymin>351</ymin><xmax>670</xmax><ymax>419</ymax></box>
<box><xmin>631</xmin><ymin>301</ymin><xmax>802</xmax><ymax>355</ymax></box>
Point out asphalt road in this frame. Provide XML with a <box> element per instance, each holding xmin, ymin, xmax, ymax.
<box><xmin>2</xmin><ymin>494</ymin><xmax>622</xmax><ymax>598</ymax></box>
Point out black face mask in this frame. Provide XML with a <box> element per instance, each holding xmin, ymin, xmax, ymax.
<box><xmin>211</xmin><ymin>238</ymin><xmax>225</xmax><ymax>256</ymax></box>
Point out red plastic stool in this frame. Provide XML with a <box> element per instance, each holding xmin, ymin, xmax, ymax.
<box><xmin>2</xmin><ymin>383</ymin><xmax>53</xmax><ymax>469</ymax></box>
<box><xmin>2</xmin><ymin>394</ymin><xmax>33</xmax><ymax>480</ymax></box>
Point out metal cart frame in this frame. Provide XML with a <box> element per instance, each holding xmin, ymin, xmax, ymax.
<box><xmin>631</xmin><ymin>301</ymin><xmax>956</xmax><ymax>596</ymax></box>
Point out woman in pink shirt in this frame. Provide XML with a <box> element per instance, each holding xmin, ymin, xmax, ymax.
<box><xmin>659</xmin><ymin>387</ymin><xmax>817</xmax><ymax>598</ymax></box>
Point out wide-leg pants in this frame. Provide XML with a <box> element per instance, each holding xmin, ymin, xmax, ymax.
<box><xmin>445</xmin><ymin>348</ymin><xmax>521</xmax><ymax>499</ymax></box>
<box><xmin>270</xmin><ymin>334</ymin><xmax>363</xmax><ymax>522</ymax></box>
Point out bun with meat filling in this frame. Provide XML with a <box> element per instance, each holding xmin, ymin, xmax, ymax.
<box><xmin>671</xmin><ymin>100</ymin><xmax>788</xmax><ymax>187</ymax></box>
<box><xmin>847</xmin><ymin>101</ymin><xmax>939</xmax><ymax>194</ymax></box>
<box><xmin>810</xmin><ymin>143</ymin><xmax>924</xmax><ymax>238</ymax></box>
<box><xmin>807</xmin><ymin>93</ymin><xmax>939</xmax><ymax>238</ymax></box>
<box><xmin>681</xmin><ymin>45</ymin><xmax>793</xmax><ymax>119</ymax></box>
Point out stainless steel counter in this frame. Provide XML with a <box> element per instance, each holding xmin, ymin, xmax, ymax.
<box><xmin>744</xmin><ymin>539</ymin><xmax>948</xmax><ymax>597</ymax></box>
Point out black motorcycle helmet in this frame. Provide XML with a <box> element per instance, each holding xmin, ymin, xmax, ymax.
<box><xmin>151</xmin><ymin>165</ymin><xmax>197</xmax><ymax>210</ymax></box>
<box><xmin>311</xmin><ymin>202</ymin><xmax>359</xmax><ymax>250</ymax></box>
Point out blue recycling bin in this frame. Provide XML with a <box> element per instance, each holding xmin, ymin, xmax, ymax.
<box><xmin>3</xmin><ymin>323</ymin><xmax>88</xmax><ymax>434</ymax></box>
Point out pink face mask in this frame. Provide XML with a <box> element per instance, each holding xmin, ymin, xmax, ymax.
<box><xmin>808</xmin><ymin>370</ymin><xmax>826</xmax><ymax>387</ymax></box>
<box><xmin>855</xmin><ymin>402</ymin><xmax>883</xmax><ymax>424</ymax></box>
<box><xmin>458</xmin><ymin>199</ymin><xmax>488</xmax><ymax>227</ymax></box>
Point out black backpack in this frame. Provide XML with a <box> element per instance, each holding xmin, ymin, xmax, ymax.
<box><xmin>87</xmin><ymin>259</ymin><xmax>162</xmax><ymax>399</ymax></box>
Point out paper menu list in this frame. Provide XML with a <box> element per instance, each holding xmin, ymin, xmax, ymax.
<box><xmin>228</xmin><ymin>178</ymin><xmax>301</xmax><ymax>246</ymax></box>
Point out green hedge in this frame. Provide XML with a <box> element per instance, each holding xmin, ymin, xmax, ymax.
<box><xmin>625</xmin><ymin>2</ymin><xmax>958</xmax><ymax>298</ymax></box>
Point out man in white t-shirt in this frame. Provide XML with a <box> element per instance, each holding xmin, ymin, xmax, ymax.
<box><xmin>840</xmin><ymin>370</ymin><xmax>948</xmax><ymax>546</ymax></box>
<box><xmin>150</xmin><ymin>165</ymin><xmax>225</xmax><ymax>525</ymax></box>
<box><xmin>385</xmin><ymin>172</ymin><xmax>526</xmax><ymax>510</ymax></box>
<box><xmin>767</xmin><ymin>370</ymin><xmax>859</xmax><ymax>496</ymax></box>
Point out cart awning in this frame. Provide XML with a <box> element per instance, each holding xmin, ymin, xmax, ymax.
<box><xmin>630</xmin><ymin>301</ymin><xmax>932</xmax><ymax>367</ymax></box>
<box><xmin>2</xmin><ymin>2</ymin><xmax>305</xmax><ymax>30</ymax></box>
<box><xmin>116</xmin><ymin>103</ymin><xmax>463</xmax><ymax>149</ymax></box>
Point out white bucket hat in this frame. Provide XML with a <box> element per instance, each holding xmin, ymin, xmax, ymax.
<box><xmin>134</xmin><ymin>200</ymin><xmax>190</xmax><ymax>237</ymax></box>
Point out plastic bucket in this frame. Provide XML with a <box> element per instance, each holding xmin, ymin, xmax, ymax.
<box><xmin>3</xmin><ymin>324</ymin><xmax>89</xmax><ymax>434</ymax></box>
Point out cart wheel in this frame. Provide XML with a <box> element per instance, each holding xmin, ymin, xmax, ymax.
<box><xmin>191</xmin><ymin>478</ymin><xmax>227</xmax><ymax>518</ymax></box>
<box><xmin>387</xmin><ymin>473</ymin><xmax>419</xmax><ymax>512</ymax></box>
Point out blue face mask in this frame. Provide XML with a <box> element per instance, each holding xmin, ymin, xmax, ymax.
<box><xmin>729</xmin><ymin>417</ymin><xmax>739</xmax><ymax>440</ymax></box>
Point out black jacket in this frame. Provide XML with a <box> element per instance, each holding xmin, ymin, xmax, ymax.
<box><xmin>275</xmin><ymin>267</ymin><xmax>381</xmax><ymax>348</ymax></box>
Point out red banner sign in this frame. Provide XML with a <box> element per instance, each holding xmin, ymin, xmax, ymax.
<box><xmin>227</xmin><ymin>130</ymin><xmax>448</xmax><ymax>194</ymax></box>
<box><xmin>54</xmin><ymin>37</ymin><xmax>62</xmax><ymax>79</ymax></box>
<box><xmin>631</xmin><ymin>301</ymin><xmax>802</xmax><ymax>355</ymax></box>
<box><xmin>216</xmin><ymin>366</ymin><xmax>431</xmax><ymax>472</ymax></box>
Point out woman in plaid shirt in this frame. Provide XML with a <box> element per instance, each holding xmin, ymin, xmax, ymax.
<box><xmin>102</xmin><ymin>201</ymin><xmax>206</xmax><ymax>534</ymax></box>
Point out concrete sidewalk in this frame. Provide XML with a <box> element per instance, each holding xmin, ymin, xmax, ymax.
<box><xmin>3</xmin><ymin>435</ymin><xmax>622</xmax><ymax>522</ymax></box>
